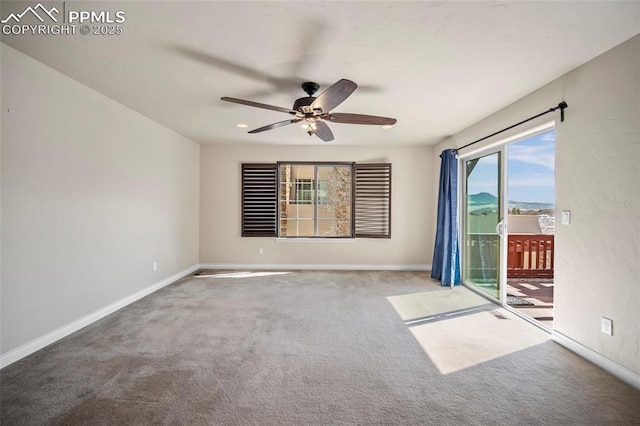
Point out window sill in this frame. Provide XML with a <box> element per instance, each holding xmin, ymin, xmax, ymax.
<box><xmin>275</xmin><ymin>238</ymin><xmax>356</xmax><ymax>243</ymax></box>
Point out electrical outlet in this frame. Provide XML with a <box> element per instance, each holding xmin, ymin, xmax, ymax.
<box><xmin>601</xmin><ymin>317</ymin><xmax>613</xmax><ymax>336</ymax></box>
<box><xmin>258</xmin><ymin>248</ymin><xmax>264</xmax><ymax>255</ymax></box>
<box><xmin>152</xmin><ymin>262</ymin><xmax>158</xmax><ymax>272</ymax></box>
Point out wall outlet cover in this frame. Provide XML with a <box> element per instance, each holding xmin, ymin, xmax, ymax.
<box><xmin>601</xmin><ymin>317</ymin><xmax>613</xmax><ymax>336</ymax></box>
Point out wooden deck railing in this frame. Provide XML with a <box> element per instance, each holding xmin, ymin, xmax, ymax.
<box><xmin>507</xmin><ymin>234</ymin><xmax>554</xmax><ymax>278</ymax></box>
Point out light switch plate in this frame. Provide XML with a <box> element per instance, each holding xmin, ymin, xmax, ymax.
<box><xmin>601</xmin><ymin>317</ymin><xmax>613</xmax><ymax>336</ymax></box>
<box><xmin>561</xmin><ymin>210</ymin><xmax>571</xmax><ymax>225</ymax></box>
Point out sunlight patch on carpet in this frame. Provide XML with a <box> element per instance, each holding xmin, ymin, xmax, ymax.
<box><xmin>387</xmin><ymin>287</ymin><xmax>489</xmax><ymax>321</ymax></box>
<box><xmin>194</xmin><ymin>271</ymin><xmax>292</xmax><ymax>279</ymax></box>
<box><xmin>409</xmin><ymin>309</ymin><xmax>549</xmax><ymax>375</ymax></box>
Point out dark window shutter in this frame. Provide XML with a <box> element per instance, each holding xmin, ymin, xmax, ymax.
<box><xmin>354</xmin><ymin>163</ymin><xmax>391</xmax><ymax>238</ymax></box>
<box><xmin>242</xmin><ymin>163</ymin><xmax>277</xmax><ymax>237</ymax></box>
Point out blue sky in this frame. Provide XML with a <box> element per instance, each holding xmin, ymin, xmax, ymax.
<box><xmin>466</xmin><ymin>129</ymin><xmax>555</xmax><ymax>204</ymax></box>
<box><xmin>508</xmin><ymin>130</ymin><xmax>555</xmax><ymax>203</ymax></box>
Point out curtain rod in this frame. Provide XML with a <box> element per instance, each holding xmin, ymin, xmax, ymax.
<box><xmin>454</xmin><ymin>101</ymin><xmax>568</xmax><ymax>153</ymax></box>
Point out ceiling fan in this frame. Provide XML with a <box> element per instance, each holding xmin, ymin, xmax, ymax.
<box><xmin>221</xmin><ymin>79</ymin><xmax>396</xmax><ymax>142</ymax></box>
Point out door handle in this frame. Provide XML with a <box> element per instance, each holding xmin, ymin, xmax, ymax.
<box><xmin>496</xmin><ymin>220</ymin><xmax>505</xmax><ymax>237</ymax></box>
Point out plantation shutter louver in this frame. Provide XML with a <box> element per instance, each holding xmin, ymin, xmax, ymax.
<box><xmin>354</xmin><ymin>163</ymin><xmax>391</xmax><ymax>238</ymax></box>
<box><xmin>241</xmin><ymin>164</ymin><xmax>277</xmax><ymax>237</ymax></box>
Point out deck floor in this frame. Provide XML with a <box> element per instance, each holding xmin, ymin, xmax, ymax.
<box><xmin>507</xmin><ymin>277</ymin><xmax>554</xmax><ymax>328</ymax></box>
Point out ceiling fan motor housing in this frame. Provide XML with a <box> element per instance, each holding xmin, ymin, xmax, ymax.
<box><xmin>292</xmin><ymin>96</ymin><xmax>317</xmax><ymax>113</ymax></box>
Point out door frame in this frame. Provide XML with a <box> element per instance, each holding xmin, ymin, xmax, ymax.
<box><xmin>457</xmin><ymin>122</ymin><xmax>555</xmax><ymax>310</ymax></box>
<box><xmin>459</xmin><ymin>145</ymin><xmax>508</xmax><ymax>305</ymax></box>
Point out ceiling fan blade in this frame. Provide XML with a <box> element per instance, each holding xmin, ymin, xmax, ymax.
<box><xmin>311</xmin><ymin>79</ymin><xmax>358</xmax><ymax>113</ymax></box>
<box><xmin>172</xmin><ymin>45</ymin><xmax>382</xmax><ymax>99</ymax></box>
<box><xmin>174</xmin><ymin>45</ymin><xmax>270</xmax><ymax>85</ymax></box>
<box><xmin>248</xmin><ymin>118</ymin><xmax>302</xmax><ymax>133</ymax></box>
<box><xmin>312</xmin><ymin>121</ymin><xmax>334</xmax><ymax>142</ymax></box>
<box><xmin>322</xmin><ymin>113</ymin><xmax>397</xmax><ymax>126</ymax></box>
<box><xmin>221</xmin><ymin>97</ymin><xmax>297</xmax><ymax>115</ymax></box>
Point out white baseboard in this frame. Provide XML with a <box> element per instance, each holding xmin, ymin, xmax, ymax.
<box><xmin>552</xmin><ymin>331</ymin><xmax>640</xmax><ymax>390</ymax></box>
<box><xmin>0</xmin><ymin>264</ymin><xmax>199</xmax><ymax>369</ymax></box>
<box><xmin>198</xmin><ymin>263</ymin><xmax>432</xmax><ymax>271</ymax></box>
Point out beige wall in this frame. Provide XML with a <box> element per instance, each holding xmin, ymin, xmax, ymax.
<box><xmin>200</xmin><ymin>144</ymin><xmax>433</xmax><ymax>268</ymax></box>
<box><xmin>1</xmin><ymin>45</ymin><xmax>200</xmax><ymax>355</ymax></box>
<box><xmin>436</xmin><ymin>35</ymin><xmax>640</xmax><ymax>374</ymax></box>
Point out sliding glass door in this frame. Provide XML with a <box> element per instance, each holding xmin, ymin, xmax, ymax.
<box><xmin>463</xmin><ymin>150</ymin><xmax>505</xmax><ymax>299</ymax></box>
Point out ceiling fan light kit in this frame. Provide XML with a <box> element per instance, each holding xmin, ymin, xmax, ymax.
<box><xmin>221</xmin><ymin>79</ymin><xmax>397</xmax><ymax>142</ymax></box>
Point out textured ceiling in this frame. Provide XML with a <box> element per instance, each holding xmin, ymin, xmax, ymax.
<box><xmin>2</xmin><ymin>1</ymin><xmax>639</xmax><ymax>146</ymax></box>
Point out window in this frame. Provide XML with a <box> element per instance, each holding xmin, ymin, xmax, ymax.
<box><xmin>241</xmin><ymin>162</ymin><xmax>391</xmax><ymax>239</ymax></box>
<box><xmin>280</xmin><ymin>163</ymin><xmax>352</xmax><ymax>237</ymax></box>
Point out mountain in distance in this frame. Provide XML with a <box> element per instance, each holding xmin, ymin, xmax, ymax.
<box><xmin>468</xmin><ymin>192</ymin><xmax>497</xmax><ymax>205</ymax></box>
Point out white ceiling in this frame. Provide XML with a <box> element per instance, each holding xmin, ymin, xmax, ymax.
<box><xmin>2</xmin><ymin>1</ymin><xmax>639</xmax><ymax>146</ymax></box>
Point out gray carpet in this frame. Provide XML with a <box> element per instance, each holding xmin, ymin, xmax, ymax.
<box><xmin>1</xmin><ymin>270</ymin><xmax>639</xmax><ymax>425</ymax></box>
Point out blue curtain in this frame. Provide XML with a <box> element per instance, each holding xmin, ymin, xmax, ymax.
<box><xmin>431</xmin><ymin>149</ymin><xmax>461</xmax><ymax>287</ymax></box>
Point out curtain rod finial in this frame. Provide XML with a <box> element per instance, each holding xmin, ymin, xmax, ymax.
<box><xmin>559</xmin><ymin>101</ymin><xmax>568</xmax><ymax>122</ymax></box>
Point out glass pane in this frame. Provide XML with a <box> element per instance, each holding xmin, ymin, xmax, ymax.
<box><xmin>279</xmin><ymin>201</ymin><xmax>288</xmax><ymax>219</ymax></box>
<box><xmin>335</xmin><ymin>204</ymin><xmax>351</xmax><ymax>219</ymax></box>
<box><xmin>279</xmin><ymin>165</ymin><xmax>316</xmax><ymax>238</ymax></box>
<box><xmin>278</xmin><ymin>164</ymin><xmax>352</xmax><ymax>237</ymax></box>
<box><xmin>464</xmin><ymin>152</ymin><xmax>501</xmax><ymax>298</ymax></box>
<box><xmin>317</xmin><ymin>166</ymin><xmax>351</xmax><ymax>205</ymax></box>
<box><xmin>317</xmin><ymin>220</ymin><xmax>351</xmax><ymax>237</ymax></box>
<box><xmin>295</xmin><ymin>204</ymin><xmax>315</xmax><ymax>219</ymax></box>
<box><xmin>317</xmin><ymin>204</ymin><xmax>351</xmax><ymax>219</ymax></box>
<box><xmin>316</xmin><ymin>166</ymin><xmax>351</xmax><ymax>235</ymax></box>
<box><xmin>280</xmin><ymin>219</ymin><xmax>314</xmax><ymax>237</ymax></box>
<box><xmin>335</xmin><ymin>220</ymin><xmax>351</xmax><ymax>236</ymax></box>
<box><xmin>317</xmin><ymin>205</ymin><xmax>334</xmax><ymax>219</ymax></box>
